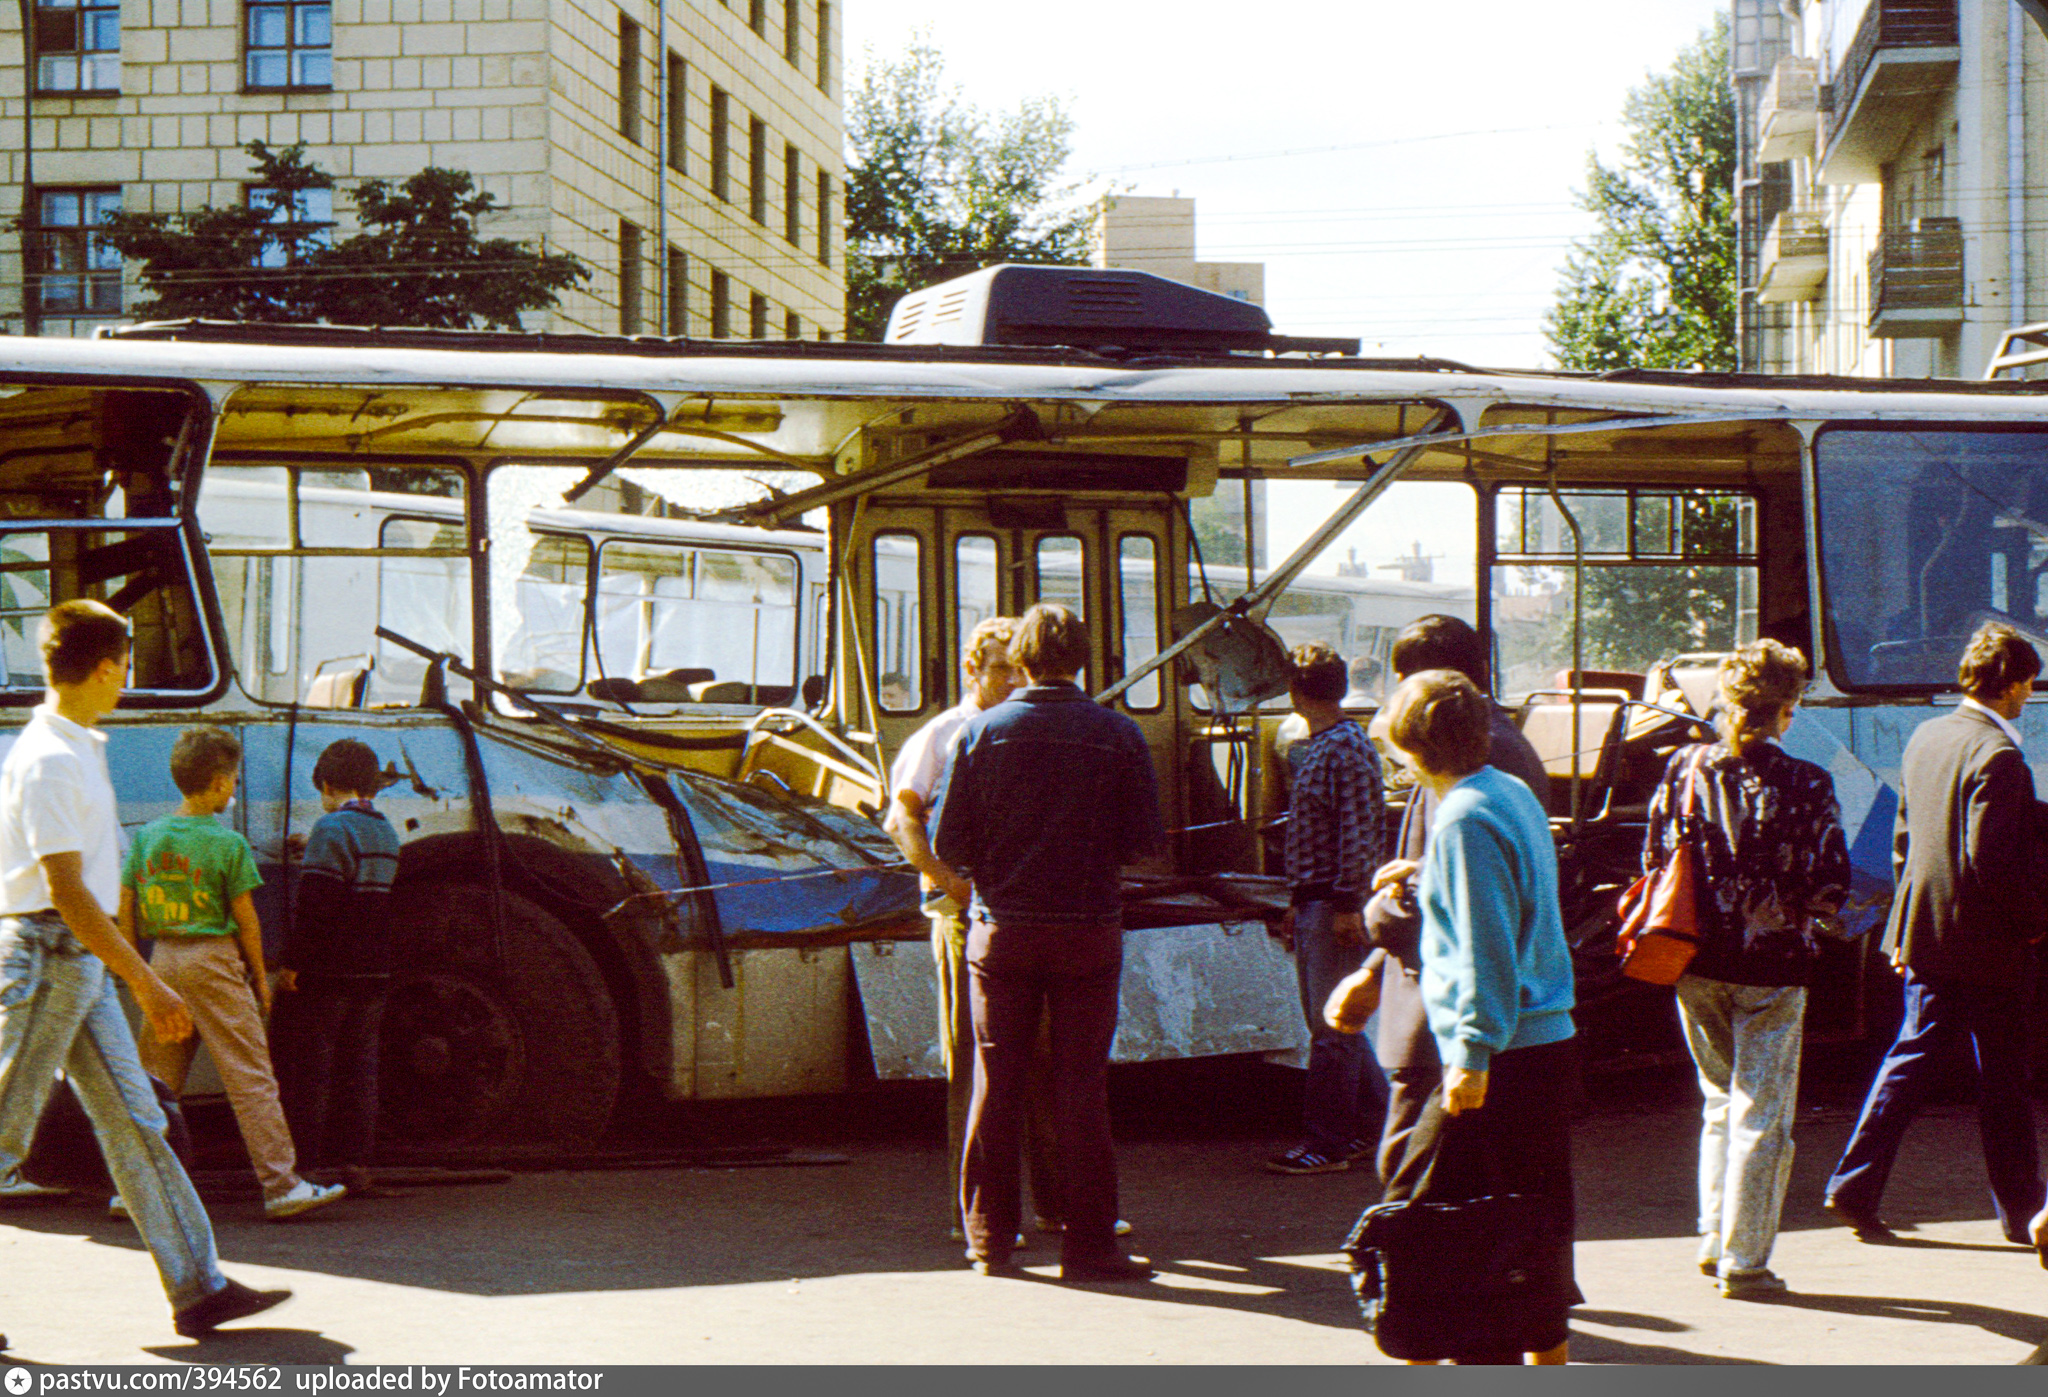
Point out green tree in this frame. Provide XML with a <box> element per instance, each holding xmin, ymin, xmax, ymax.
<box><xmin>94</xmin><ymin>141</ymin><xmax>589</xmax><ymax>329</ymax></box>
<box><xmin>845</xmin><ymin>37</ymin><xmax>1095</xmax><ymax>341</ymax></box>
<box><xmin>1544</xmin><ymin>16</ymin><xmax>1736</xmax><ymax>371</ymax></box>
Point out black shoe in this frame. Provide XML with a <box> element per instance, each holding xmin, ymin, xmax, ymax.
<box><xmin>1060</xmin><ymin>1253</ymin><xmax>1154</xmax><ymax>1283</ymax></box>
<box><xmin>174</xmin><ymin>1279</ymin><xmax>292</xmax><ymax>1338</ymax></box>
<box><xmin>1823</xmin><ymin>1196</ymin><xmax>1896</xmax><ymax>1243</ymax></box>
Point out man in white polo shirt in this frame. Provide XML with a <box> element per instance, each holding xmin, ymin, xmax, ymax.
<box><xmin>883</xmin><ymin>617</ymin><xmax>1059</xmax><ymax>1241</ymax></box>
<box><xmin>0</xmin><ymin>600</ymin><xmax>290</xmax><ymax>1338</ymax></box>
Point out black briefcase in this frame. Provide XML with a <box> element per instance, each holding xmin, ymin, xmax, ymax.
<box><xmin>1342</xmin><ymin>1192</ymin><xmax>1574</xmax><ymax>1361</ymax></box>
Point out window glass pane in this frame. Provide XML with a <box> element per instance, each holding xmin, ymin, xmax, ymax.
<box><xmin>1118</xmin><ymin>535</ymin><xmax>1161</xmax><ymax>710</ymax></box>
<box><xmin>84</xmin><ymin>10</ymin><xmax>117</xmax><ymax>49</ymax></box>
<box><xmin>293</xmin><ymin>49</ymin><xmax>329</xmax><ymax>85</ymax></box>
<box><xmin>498</xmin><ymin>534</ymin><xmax>589</xmax><ymax>692</ymax></box>
<box><xmin>1034</xmin><ymin>534</ymin><xmax>1084</xmax><ymax>613</ymax></box>
<box><xmin>247</xmin><ymin>51</ymin><xmax>286</xmax><ymax>85</ymax></box>
<box><xmin>248</xmin><ymin>4</ymin><xmax>286</xmax><ymax>45</ymax></box>
<box><xmin>955</xmin><ymin>535</ymin><xmax>997</xmax><ymax>650</ymax></box>
<box><xmin>1493</xmin><ymin>564</ymin><xmax>1758</xmax><ymax>697</ymax></box>
<box><xmin>1815</xmin><ymin>426</ymin><xmax>2048</xmax><ymax>687</ymax></box>
<box><xmin>1634</xmin><ymin>494</ymin><xmax>1675</xmax><ymax>555</ymax></box>
<box><xmin>295</xmin><ymin>2</ymin><xmax>329</xmax><ymax>46</ymax></box>
<box><xmin>0</xmin><ymin>534</ymin><xmax>52</xmax><ymax>687</ymax></box>
<box><xmin>873</xmin><ymin>532</ymin><xmax>920</xmax><ymax>712</ymax></box>
<box><xmin>40</xmin><ymin>191</ymin><xmax>79</xmax><ymax>226</ymax></box>
<box><xmin>373</xmin><ymin>519</ymin><xmax>470</xmax><ymax>704</ymax></box>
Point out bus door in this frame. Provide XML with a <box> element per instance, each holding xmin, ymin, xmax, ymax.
<box><xmin>904</xmin><ymin>499</ymin><xmax>1189</xmax><ymax>861</ymax></box>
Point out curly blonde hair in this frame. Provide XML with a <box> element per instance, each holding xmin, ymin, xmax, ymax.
<box><xmin>1717</xmin><ymin>639</ymin><xmax>1809</xmax><ymax>758</ymax></box>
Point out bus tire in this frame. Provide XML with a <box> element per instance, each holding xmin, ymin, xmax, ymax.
<box><xmin>380</xmin><ymin>880</ymin><xmax>622</xmax><ymax>1150</ymax></box>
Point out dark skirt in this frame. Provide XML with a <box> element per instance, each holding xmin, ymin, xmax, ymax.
<box><xmin>1379</xmin><ymin>1035</ymin><xmax>1583</xmax><ymax>1356</ymax></box>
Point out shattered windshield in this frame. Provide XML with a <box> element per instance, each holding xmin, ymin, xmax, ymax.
<box><xmin>1814</xmin><ymin>426</ymin><xmax>2048</xmax><ymax>689</ymax></box>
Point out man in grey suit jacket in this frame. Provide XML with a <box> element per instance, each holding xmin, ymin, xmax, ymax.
<box><xmin>1824</xmin><ymin>622</ymin><xmax>2047</xmax><ymax>1246</ymax></box>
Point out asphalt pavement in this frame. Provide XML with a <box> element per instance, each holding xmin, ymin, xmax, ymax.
<box><xmin>0</xmin><ymin>1063</ymin><xmax>2044</xmax><ymax>1365</ymax></box>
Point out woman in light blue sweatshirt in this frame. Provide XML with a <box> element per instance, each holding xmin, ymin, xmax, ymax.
<box><xmin>1371</xmin><ymin>667</ymin><xmax>1579</xmax><ymax>1365</ymax></box>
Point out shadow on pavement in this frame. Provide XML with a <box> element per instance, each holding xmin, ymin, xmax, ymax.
<box><xmin>1570</xmin><ymin>1308</ymin><xmax>1691</xmax><ymax>1333</ymax></box>
<box><xmin>1762</xmin><ymin>1292</ymin><xmax>2048</xmax><ymax>1349</ymax></box>
<box><xmin>1567</xmin><ymin>1329</ymin><xmax>1769</xmax><ymax>1365</ymax></box>
<box><xmin>147</xmin><ymin>1330</ymin><xmax>355</xmax><ymax>1365</ymax></box>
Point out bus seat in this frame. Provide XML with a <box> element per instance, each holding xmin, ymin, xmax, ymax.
<box><xmin>1550</xmin><ymin>668</ymin><xmax>1644</xmax><ymax>700</ymax></box>
<box><xmin>1661</xmin><ymin>655</ymin><xmax>1730</xmax><ymax>724</ymax></box>
<box><xmin>586</xmin><ymin>677</ymin><xmax>641</xmax><ymax>704</ymax></box>
<box><xmin>304</xmin><ymin>658</ymin><xmax>370</xmax><ymax>709</ymax></box>
<box><xmin>690</xmin><ymin>680</ymin><xmax>753</xmax><ymax>704</ymax></box>
<box><xmin>1513</xmin><ymin>689</ymin><xmax>1630</xmax><ymax>816</ymax></box>
<box><xmin>753</xmin><ymin>684</ymin><xmax>796</xmax><ymax>708</ymax></box>
<box><xmin>633</xmin><ymin>667</ymin><xmax>717</xmax><ymax>703</ymax></box>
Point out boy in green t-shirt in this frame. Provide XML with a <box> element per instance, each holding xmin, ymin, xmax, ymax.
<box><xmin>122</xmin><ymin>726</ymin><xmax>344</xmax><ymax>1222</ymax></box>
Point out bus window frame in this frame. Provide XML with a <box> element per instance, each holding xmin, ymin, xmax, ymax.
<box><xmin>1809</xmin><ymin>419</ymin><xmax>2048</xmax><ymax>697</ymax></box>
<box><xmin>592</xmin><ymin>531</ymin><xmax>805</xmax><ymax>694</ymax></box>
<box><xmin>203</xmin><ymin>451</ymin><xmax>475</xmax><ymax>558</ymax></box>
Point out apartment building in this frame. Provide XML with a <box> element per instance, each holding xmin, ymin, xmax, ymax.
<box><xmin>2</xmin><ymin>0</ymin><xmax>845</xmax><ymax>337</ymax></box>
<box><xmin>1732</xmin><ymin>0</ymin><xmax>2048</xmax><ymax>378</ymax></box>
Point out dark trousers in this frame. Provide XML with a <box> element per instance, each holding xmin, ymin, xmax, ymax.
<box><xmin>1380</xmin><ymin>1037</ymin><xmax>1582</xmax><ymax>1360</ymax></box>
<box><xmin>272</xmin><ymin>979</ymin><xmax>385</xmax><ymax>1171</ymax></box>
<box><xmin>961</xmin><ymin>915</ymin><xmax>1123</xmax><ymax>1264</ymax></box>
<box><xmin>1826</xmin><ymin>969</ymin><xmax>2043</xmax><ymax>1240</ymax></box>
<box><xmin>1378</xmin><ymin>1064</ymin><xmax>1443</xmax><ymax>1187</ymax></box>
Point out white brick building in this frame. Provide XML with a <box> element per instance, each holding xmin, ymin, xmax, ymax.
<box><xmin>3</xmin><ymin>0</ymin><xmax>845</xmax><ymax>336</ymax></box>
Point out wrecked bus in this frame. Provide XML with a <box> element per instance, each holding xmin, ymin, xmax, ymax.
<box><xmin>8</xmin><ymin>264</ymin><xmax>2046</xmax><ymax>1143</ymax></box>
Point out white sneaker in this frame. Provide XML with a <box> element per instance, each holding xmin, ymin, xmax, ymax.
<box><xmin>264</xmin><ymin>1179</ymin><xmax>346</xmax><ymax>1221</ymax></box>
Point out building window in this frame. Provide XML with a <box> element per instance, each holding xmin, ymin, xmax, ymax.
<box><xmin>619</xmin><ymin>221</ymin><xmax>643</xmax><ymax>334</ymax></box>
<box><xmin>816</xmin><ymin>170</ymin><xmax>831</xmax><ymax>268</ymax></box>
<box><xmin>710</xmin><ymin>268</ymin><xmax>730</xmax><ymax>338</ymax></box>
<box><xmin>667</xmin><ymin>248</ymin><xmax>687</xmax><ymax>335</ymax></box>
<box><xmin>784</xmin><ymin>309</ymin><xmax>799</xmax><ymax>340</ymax></box>
<box><xmin>34</xmin><ymin>0</ymin><xmax>119</xmax><ymax>94</ymax></box>
<box><xmin>709</xmin><ymin>86</ymin><xmax>729</xmax><ymax>201</ymax></box>
<box><xmin>782</xmin><ymin>0</ymin><xmax>798</xmax><ymax>63</ymax></box>
<box><xmin>617</xmin><ymin>16</ymin><xmax>641</xmax><ymax>143</ymax></box>
<box><xmin>245</xmin><ymin>0</ymin><xmax>331</xmax><ymax>89</ymax></box>
<box><xmin>665</xmin><ymin>53</ymin><xmax>686</xmax><ymax>174</ymax></box>
<box><xmin>783</xmin><ymin>143</ymin><xmax>801</xmax><ymax>246</ymax></box>
<box><xmin>747</xmin><ymin>0</ymin><xmax>764</xmax><ymax>36</ymax></box>
<box><xmin>247</xmin><ymin>184</ymin><xmax>333</xmax><ymax>267</ymax></box>
<box><xmin>748</xmin><ymin>117</ymin><xmax>768</xmax><ymax>225</ymax></box>
<box><xmin>749</xmin><ymin>292</ymin><xmax>769</xmax><ymax>339</ymax></box>
<box><xmin>33</xmin><ymin>187</ymin><xmax>121</xmax><ymax>317</ymax></box>
<box><xmin>815</xmin><ymin>0</ymin><xmax>829</xmax><ymax>91</ymax></box>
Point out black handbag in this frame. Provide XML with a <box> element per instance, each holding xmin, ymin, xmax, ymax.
<box><xmin>1342</xmin><ymin>1190</ymin><xmax>1575</xmax><ymax>1361</ymax></box>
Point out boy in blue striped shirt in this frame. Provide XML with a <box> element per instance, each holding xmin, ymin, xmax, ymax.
<box><xmin>272</xmin><ymin>739</ymin><xmax>399</xmax><ymax>1196</ymax></box>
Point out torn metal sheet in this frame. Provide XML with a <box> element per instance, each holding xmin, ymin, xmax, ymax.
<box><xmin>852</xmin><ymin>921</ymin><xmax>1308</xmax><ymax>1080</ymax></box>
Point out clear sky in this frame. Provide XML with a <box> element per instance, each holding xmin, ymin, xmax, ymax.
<box><xmin>844</xmin><ymin>0</ymin><xmax>1728</xmax><ymax>370</ymax></box>
<box><xmin>844</xmin><ymin>0</ymin><xmax>1730</xmax><ymax>581</ymax></box>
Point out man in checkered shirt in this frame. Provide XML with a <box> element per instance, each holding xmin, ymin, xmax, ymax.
<box><xmin>1265</xmin><ymin>642</ymin><xmax>1388</xmax><ymax>1175</ymax></box>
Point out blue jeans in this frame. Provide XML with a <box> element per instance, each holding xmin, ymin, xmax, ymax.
<box><xmin>0</xmin><ymin>913</ymin><xmax>226</xmax><ymax>1309</ymax></box>
<box><xmin>1826</xmin><ymin>968</ymin><xmax>2043</xmax><ymax>1240</ymax></box>
<box><xmin>1293</xmin><ymin>901</ymin><xmax>1387</xmax><ymax>1156</ymax></box>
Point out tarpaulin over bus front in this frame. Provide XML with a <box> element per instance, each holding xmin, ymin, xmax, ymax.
<box><xmin>664</xmin><ymin>771</ymin><xmax>919</xmax><ymax>939</ymax></box>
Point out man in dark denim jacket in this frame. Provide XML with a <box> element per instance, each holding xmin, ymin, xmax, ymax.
<box><xmin>931</xmin><ymin>603</ymin><xmax>1162</xmax><ymax>1283</ymax></box>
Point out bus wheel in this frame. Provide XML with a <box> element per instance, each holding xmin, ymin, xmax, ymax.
<box><xmin>379</xmin><ymin>880</ymin><xmax>621</xmax><ymax>1150</ymax></box>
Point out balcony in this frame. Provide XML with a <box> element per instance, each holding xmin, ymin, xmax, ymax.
<box><xmin>1756</xmin><ymin>56</ymin><xmax>1819</xmax><ymax>164</ymax></box>
<box><xmin>1817</xmin><ymin>0</ymin><xmax>1958</xmax><ymax>185</ymax></box>
<box><xmin>1758</xmin><ymin>211</ymin><xmax>1828</xmax><ymax>303</ymax></box>
<box><xmin>1867</xmin><ymin>218</ymin><xmax>1963</xmax><ymax>337</ymax></box>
